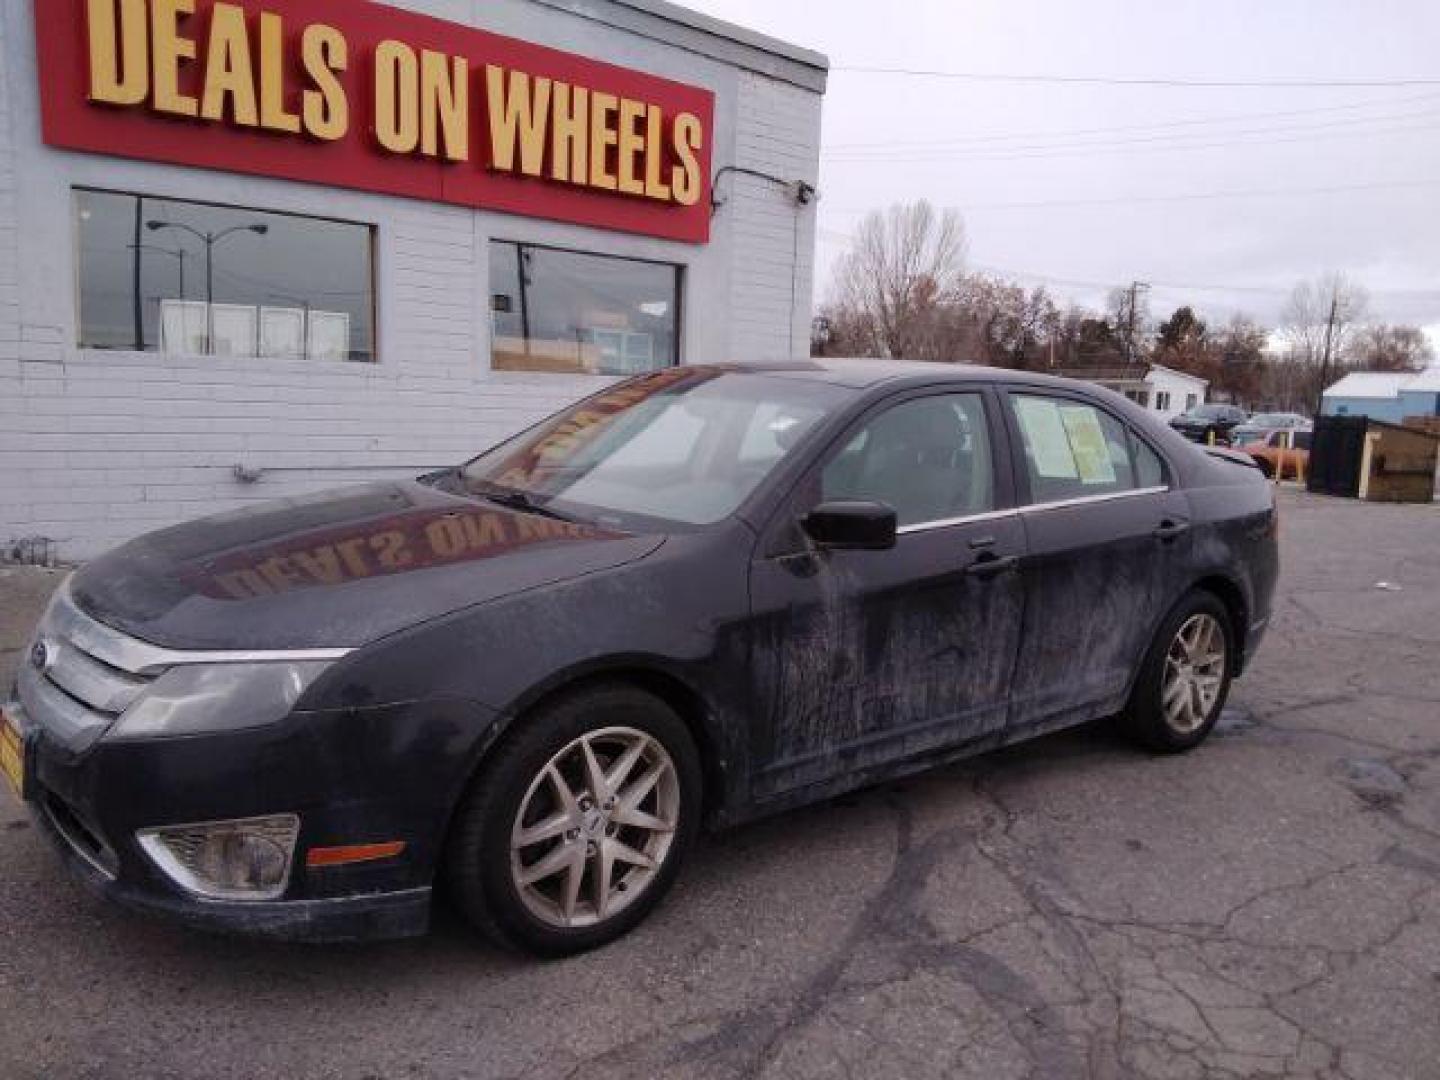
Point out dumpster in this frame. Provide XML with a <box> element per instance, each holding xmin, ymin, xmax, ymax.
<box><xmin>1310</xmin><ymin>415</ymin><xmax>1438</xmax><ymax>502</ymax></box>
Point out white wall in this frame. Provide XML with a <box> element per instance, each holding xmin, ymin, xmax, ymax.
<box><xmin>0</xmin><ymin>0</ymin><xmax>824</xmax><ymax>561</ymax></box>
<box><xmin>1144</xmin><ymin>369</ymin><xmax>1207</xmax><ymax>421</ymax></box>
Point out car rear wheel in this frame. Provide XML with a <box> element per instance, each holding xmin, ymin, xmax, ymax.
<box><xmin>1123</xmin><ymin>592</ymin><xmax>1233</xmax><ymax>752</ymax></box>
<box><xmin>445</xmin><ymin>684</ymin><xmax>701</xmax><ymax>956</ymax></box>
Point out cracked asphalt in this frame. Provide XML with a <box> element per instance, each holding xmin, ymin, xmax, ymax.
<box><xmin>1</xmin><ymin>487</ymin><xmax>1438</xmax><ymax>1080</ymax></box>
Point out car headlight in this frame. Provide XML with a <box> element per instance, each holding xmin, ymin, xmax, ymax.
<box><xmin>105</xmin><ymin>661</ymin><xmax>333</xmax><ymax>741</ymax></box>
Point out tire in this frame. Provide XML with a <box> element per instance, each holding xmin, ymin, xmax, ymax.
<box><xmin>445</xmin><ymin>684</ymin><xmax>702</xmax><ymax>957</ymax></box>
<box><xmin>1122</xmin><ymin>591</ymin><xmax>1234</xmax><ymax>753</ymax></box>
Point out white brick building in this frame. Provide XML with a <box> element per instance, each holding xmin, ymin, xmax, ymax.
<box><xmin>0</xmin><ymin>0</ymin><xmax>827</xmax><ymax>561</ymax></box>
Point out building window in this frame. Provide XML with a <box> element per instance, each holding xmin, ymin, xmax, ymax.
<box><xmin>1186</xmin><ymin>394</ymin><xmax>1199</xmax><ymax>410</ymax></box>
<box><xmin>1154</xmin><ymin>391</ymin><xmax>1172</xmax><ymax>411</ymax></box>
<box><xmin>489</xmin><ymin>242</ymin><xmax>680</xmax><ymax>375</ymax></box>
<box><xmin>76</xmin><ymin>189</ymin><xmax>375</xmax><ymax>362</ymax></box>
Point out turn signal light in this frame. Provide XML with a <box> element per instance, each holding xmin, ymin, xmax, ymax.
<box><xmin>306</xmin><ymin>841</ymin><xmax>407</xmax><ymax>869</ymax></box>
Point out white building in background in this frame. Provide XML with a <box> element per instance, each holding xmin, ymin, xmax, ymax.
<box><xmin>0</xmin><ymin>0</ymin><xmax>827</xmax><ymax>561</ymax></box>
<box><xmin>1056</xmin><ymin>364</ymin><xmax>1209</xmax><ymax>421</ymax></box>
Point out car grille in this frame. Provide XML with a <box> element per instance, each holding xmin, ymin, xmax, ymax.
<box><xmin>16</xmin><ymin>581</ymin><xmax>160</xmax><ymax>753</ymax></box>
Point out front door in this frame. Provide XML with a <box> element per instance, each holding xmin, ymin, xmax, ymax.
<box><xmin>748</xmin><ymin>388</ymin><xmax>1027</xmax><ymax>799</ymax></box>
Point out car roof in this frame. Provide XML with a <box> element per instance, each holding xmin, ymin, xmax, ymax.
<box><xmin>729</xmin><ymin>358</ymin><xmax>1100</xmax><ymax>393</ymax></box>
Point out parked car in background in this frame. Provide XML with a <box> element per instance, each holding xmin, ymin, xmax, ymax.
<box><xmin>1230</xmin><ymin>412</ymin><xmax>1312</xmax><ymax>448</ymax></box>
<box><xmin>3</xmin><ymin>362</ymin><xmax>1279</xmax><ymax>956</ymax></box>
<box><xmin>1169</xmin><ymin>403</ymin><xmax>1250</xmax><ymax>444</ymax></box>
<box><xmin>1245</xmin><ymin>428</ymin><xmax>1312</xmax><ymax>479</ymax></box>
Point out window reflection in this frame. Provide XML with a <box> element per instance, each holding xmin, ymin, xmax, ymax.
<box><xmin>76</xmin><ymin>189</ymin><xmax>375</xmax><ymax>362</ymax></box>
<box><xmin>490</xmin><ymin>242</ymin><xmax>680</xmax><ymax>375</ymax></box>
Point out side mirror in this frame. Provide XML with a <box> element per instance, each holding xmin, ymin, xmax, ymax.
<box><xmin>801</xmin><ymin>500</ymin><xmax>898</xmax><ymax>551</ymax></box>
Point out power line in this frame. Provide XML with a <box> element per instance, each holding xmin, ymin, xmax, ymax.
<box><xmin>824</xmin><ymin>177</ymin><xmax>1440</xmax><ymax>213</ymax></box>
<box><xmin>824</xmin><ymin>109</ymin><xmax>1440</xmax><ymax>163</ymax></box>
<box><xmin>973</xmin><ymin>264</ymin><xmax>1440</xmax><ymax>299</ymax></box>
<box><xmin>831</xmin><ymin>66</ymin><xmax>1440</xmax><ymax>89</ymax></box>
<box><xmin>823</xmin><ymin>91</ymin><xmax>1440</xmax><ymax>151</ymax></box>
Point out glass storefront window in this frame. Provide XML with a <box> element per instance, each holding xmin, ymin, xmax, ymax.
<box><xmin>75</xmin><ymin>189</ymin><xmax>376</xmax><ymax>362</ymax></box>
<box><xmin>489</xmin><ymin>242</ymin><xmax>680</xmax><ymax>375</ymax></box>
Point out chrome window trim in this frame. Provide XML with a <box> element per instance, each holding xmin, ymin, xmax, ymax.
<box><xmin>1021</xmin><ymin>485</ymin><xmax>1171</xmax><ymax>515</ymax></box>
<box><xmin>896</xmin><ymin>507</ymin><xmax>1018</xmax><ymax>536</ymax></box>
<box><xmin>47</xmin><ymin>579</ymin><xmax>353</xmax><ymax>676</ymax></box>
<box><xmin>893</xmin><ymin>486</ymin><xmax>1171</xmax><ymax>535</ymax></box>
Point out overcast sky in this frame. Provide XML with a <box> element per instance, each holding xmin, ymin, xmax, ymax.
<box><xmin>686</xmin><ymin>0</ymin><xmax>1440</xmax><ymax>344</ymax></box>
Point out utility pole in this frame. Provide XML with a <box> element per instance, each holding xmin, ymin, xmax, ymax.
<box><xmin>1123</xmin><ymin>281</ymin><xmax>1149</xmax><ymax>369</ymax></box>
<box><xmin>1317</xmin><ymin>288</ymin><xmax>1340</xmax><ymax>415</ymax></box>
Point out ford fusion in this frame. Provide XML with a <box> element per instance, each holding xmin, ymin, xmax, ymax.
<box><xmin>2</xmin><ymin>362</ymin><xmax>1278</xmax><ymax>956</ymax></box>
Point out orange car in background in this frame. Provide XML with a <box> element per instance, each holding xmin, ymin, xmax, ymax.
<box><xmin>1246</xmin><ymin>428</ymin><xmax>1312</xmax><ymax>479</ymax></box>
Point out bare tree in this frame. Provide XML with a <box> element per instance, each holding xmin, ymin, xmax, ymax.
<box><xmin>955</xmin><ymin>276</ymin><xmax>1060</xmax><ymax>369</ymax></box>
<box><xmin>1107</xmin><ymin>283</ymin><xmax>1152</xmax><ymax>367</ymax></box>
<box><xmin>830</xmin><ymin>201</ymin><xmax>968</xmax><ymax>359</ymax></box>
<box><xmin>1346</xmin><ymin>324</ymin><xmax>1434</xmax><ymax>372</ymax></box>
<box><xmin>1280</xmin><ymin>272</ymin><xmax>1370</xmax><ymax>407</ymax></box>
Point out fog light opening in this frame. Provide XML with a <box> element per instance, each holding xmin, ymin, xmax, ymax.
<box><xmin>137</xmin><ymin>814</ymin><xmax>299</xmax><ymax>902</ymax></box>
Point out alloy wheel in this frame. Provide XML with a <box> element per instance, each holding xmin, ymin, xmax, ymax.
<box><xmin>509</xmin><ymin>727</ymin><xmax>680</xmax><ymax>929</ymax></box>
<box><xmin>1162</xmin><ymin>613</ymin><xmax>1227</xmax><ymax>735</ymax></box>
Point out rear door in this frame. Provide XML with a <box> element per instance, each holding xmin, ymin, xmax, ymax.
<box><xmin>1001</xmin><ymin>389</ymin><xmax>1191</xmax><ymax>733</ymax></box>
<box><xmin>747</xmin><ymin>387</ymin><xmax>1027</xmax><ymax>798</ymax></box>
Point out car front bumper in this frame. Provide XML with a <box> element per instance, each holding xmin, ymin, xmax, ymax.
<box><xmin>29</xmin><ymin>792</ymin><xmax>431</xmax><ymax>941</ymax></box>
<box><xmin>7</xmin><ymin>692</ymin><xmax>493</xmax><ymax>943</ymax></box>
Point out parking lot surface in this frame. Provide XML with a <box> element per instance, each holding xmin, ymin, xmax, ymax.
<box><xmin>1</xmin><ymin>488</ymin><xmax>1438</xmax><ymax>1080</ymax></box>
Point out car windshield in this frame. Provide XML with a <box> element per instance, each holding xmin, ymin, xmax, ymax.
<box><xmin>1184</xmin><ymin>405</ymin><xmax>1231</xmax><ymax>420</ymax></box>
<box><xmin>1249</xmin><ymin>413</ymin><xmax>1294</xmax><ymax>427</ymax></box>
<box><xmin>458</xmin><ymin>368</ymin><xmax>852</xmax><ymax>527</ymax></box>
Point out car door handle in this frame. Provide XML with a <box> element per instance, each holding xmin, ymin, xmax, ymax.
<box><xmin>968</xmin><ymin>535</ymin><xmax>998</xmax><ymax>551</ymax></box>
<box><xmin>1153</xmin><ymin>519</ymin><xmax>1191</xmax><ymax>543</ymax></box>
<box><xmin>966</xmin><ymin>553</ymin><xmax>1019</xmax><ymax>579</ymax></box>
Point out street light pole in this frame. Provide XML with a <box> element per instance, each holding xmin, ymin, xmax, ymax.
<box><xmin>146</xmin><ymin>220</ymin><xmax>268</xmax><ymax>352</ymax></box>
<box><xmin>128</xmin><ymin>244</ymin><xmax>188</xmax><ymax>298</ymax></box>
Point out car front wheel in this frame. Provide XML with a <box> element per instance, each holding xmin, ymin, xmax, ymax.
<box><xmin>445</xmin><ymin>684</ymin><xmax>701</xmax><ymax>956</ymax></box>
<box><xmin>1123</xmin><ymin>592</ymin><xmax>1233</xmax><ymax>752</ymax></box>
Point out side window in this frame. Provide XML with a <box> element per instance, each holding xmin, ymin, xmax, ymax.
<box><xmin>821</xmin><ymin>394</ymin><xmax>995</xmax><ymax>527</ymax></box>
<box><xmin>1294</xmin><ymin>431</ymin><xmax>1313</xmax><ymax>451</ymax></box>
<box><xmin>1131</xmin><ymin>433</ymin><xmax>1166</xmax><ymax>488</ymax></box>
<box><xmin>1010</xmin><ymin>394</ymin><xmax>1152</xmax><ymax>504</ymax></box>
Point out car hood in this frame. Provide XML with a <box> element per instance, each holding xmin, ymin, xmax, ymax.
<box><xmin>70</xmin><ymin>481</ymin><xmax>664</xmax><ymax>651</ymax></box>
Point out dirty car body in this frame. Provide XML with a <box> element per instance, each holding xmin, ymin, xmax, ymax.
<box><xmin>4</xmin><ymin>362</ymin><xmax>1279</xmax><ymax>943</ymax></box>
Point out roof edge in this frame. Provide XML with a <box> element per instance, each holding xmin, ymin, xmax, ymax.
<box><xmin>528</xmin><ymin>0</ymin><xmax>829</xmax><ymax>92</ymax></box>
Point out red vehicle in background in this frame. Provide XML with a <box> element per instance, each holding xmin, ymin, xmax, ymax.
<box><xmin>1245</xmin><ymin>428</ymin><xmax>1312</xmax><ymax>479</ymax></box>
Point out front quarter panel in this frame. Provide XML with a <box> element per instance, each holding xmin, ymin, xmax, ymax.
<box><xmin>304</xmin><ymin>525</ymin><xmax>761</xmax><ymax>818</ymax></box>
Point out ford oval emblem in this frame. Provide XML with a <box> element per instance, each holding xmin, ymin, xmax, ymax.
<box><xmin>30</xmin><ymin>639</ymin><xmax>55</xmax><ymax>673</ymax></box>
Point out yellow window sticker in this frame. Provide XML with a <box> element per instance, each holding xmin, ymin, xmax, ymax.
<box><xmin>1014</xmin><ymin>398</ymin><xmax>1078</xmax><ymax>479</ymax></box>
<box><xmin>1060</xmin><ymin>406</ymin><xmax>1117</xmax><ymax>484</ymax></box>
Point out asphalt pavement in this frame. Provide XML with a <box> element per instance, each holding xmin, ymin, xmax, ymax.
<box><xmin>1</xmin><ymin>488</ymin><xmax>1438</xmax><ymax>1080</ymax></box>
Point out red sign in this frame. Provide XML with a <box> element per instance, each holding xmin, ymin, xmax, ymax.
<box><xmin>35</xmin><ymin>0</ymin><xmax>715</xmax><ymax>243</ymax></box>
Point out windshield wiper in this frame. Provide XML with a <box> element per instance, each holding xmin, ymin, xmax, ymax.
<box><xmin>468</xmin><ymin>481</ymin><xmax>580</xmax><ymax>523</ymax></box>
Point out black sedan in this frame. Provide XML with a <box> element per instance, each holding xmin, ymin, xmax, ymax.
<box><xmin>1169</xmin><ymin>402</ymin><xmax>1250</xmax><ymax>445</ymax></box>
<box><xmin>2</xmin><ymin>362</ymin><xmax>1278</xmax><ymax>955</ymax></box>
